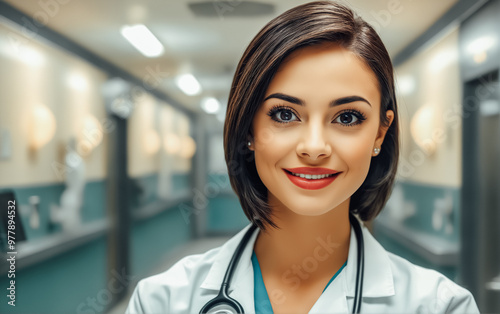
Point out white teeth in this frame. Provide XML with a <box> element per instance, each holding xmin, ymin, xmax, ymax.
<box><xmin>290</xmin><ymin>172</ymin><xmax>335</xmax><ymax>179</ymax></box>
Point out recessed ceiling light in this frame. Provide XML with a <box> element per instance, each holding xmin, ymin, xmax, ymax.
<box><xmin>466</xmin><ymin>36</ymin><xmax>496</xmax><ymax>56</ymax></box>
<box><xmin>175</xmin><ymin>73</ymin><xmax>202</xmax><ymax>96</ymax></box>
<box><xmin>466</xmin><ymin>36</ymin><xmax>496</xmax><ymax>64</ymax></box>
<box><xmin>201</xmin><ymin>97</ymin><xmax>220</xmax><ymax>114</ymax></box>
<box><xmin>120</xmin><ymin>24</ymin><xmax>164</xmax><ymax>58</ymax></box>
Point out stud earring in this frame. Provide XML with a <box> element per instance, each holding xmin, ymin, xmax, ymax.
<box><xmin>374</xmin><ymin>147</ymin><xmax>381</xmax><ymax>155</ymax></box>
<box><xmin>247</xmin><ymin>141</ymin><xmax>251</xmax><ymax>147</ymax></box>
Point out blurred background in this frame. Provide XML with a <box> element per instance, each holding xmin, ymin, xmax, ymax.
<box><xmin>0</xmin><ymin>0</ymin><xmax>498</xmax><ymax>313</ymax></box>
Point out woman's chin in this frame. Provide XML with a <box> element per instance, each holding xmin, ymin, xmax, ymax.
<box><xmin>283</xmin><ymin>204</ymin><xmax>341</xmax><ymax>217</ymax></box>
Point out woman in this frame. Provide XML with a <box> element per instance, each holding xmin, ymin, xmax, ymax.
<box><xmin>126</xmin><ymin>1</ymin><xmax>479</xmax><ymax>313</ymax></box>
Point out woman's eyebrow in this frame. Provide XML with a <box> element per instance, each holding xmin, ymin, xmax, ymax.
<box><xmin>263</xmin><ymin>93</ymin><xmax>372</xmax><ymax>107</ymax></box>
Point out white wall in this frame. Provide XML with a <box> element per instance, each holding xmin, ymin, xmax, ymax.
<box><xmin>0</xmin><ymin>22</ymin><xmax>108</xmax><ymax>187</ymax></box>
<box><xmin>127</xmin><ymin>95</ymin><xmax>192</xmax><ymax>179</ymax></box>
<box><xmin>395</xmin><ymin>26</ymin><xmax>462</xmax><ymax>187</ymax></box>
<box><xmin>0</xmin><ymin>20</ymin><xmax>194</xmax><ymax>189</ymax></box>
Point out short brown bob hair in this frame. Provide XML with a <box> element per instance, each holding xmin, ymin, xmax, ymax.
<box><xmin>224</xmin><ymin>0</ymin><xmax>400</xmax><ymax>230</ymax></box>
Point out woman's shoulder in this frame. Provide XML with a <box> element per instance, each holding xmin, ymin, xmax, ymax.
<box><xmin>143</xmin><ymin>246</ymin><xmax>220</xmax><ymax>286</ymax></box>
<box><xmin>385</xmin><ymin>250</ymin><xmax>479</xmax><ymax>313</ymax></box>
<box><xmin>125</xmin><ymin>225</ymin><xmax>255</xmax><ymax>314</ymax></box>
<box><xmin>125</xmin><ymin>246</ymin><xmax>222</xmax><ymax>313</ymax></box>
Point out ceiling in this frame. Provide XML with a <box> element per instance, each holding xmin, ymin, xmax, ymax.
<box><xmin>5</xmin><ymin>0</ymin><xmax>457</xmax><ymax>115</ymax></box>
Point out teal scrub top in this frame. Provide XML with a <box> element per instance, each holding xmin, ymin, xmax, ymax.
<box><xmin>251</xmin><ymin>251</ymin><xmax>347</xmax><ymax>313</ymax></box>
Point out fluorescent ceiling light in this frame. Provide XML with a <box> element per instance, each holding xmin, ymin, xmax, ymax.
<box><xmin>175</xmin><ymin>74</ymin><xmax>202</xmax><ymax>96</ymax></box>
<box><xmin>466</xmin><ymin>36</ymin><xmax>496</xmax><ymax>55</ymax></box>
<box><xmin>120</xmin><ymin>24</ymin><xmax>164</xmax><ymax>57</ymax></box>
<box><xmin>201</xmin><ymin>97</ymin><xmax>220</xmax><ymax>114</ymax></box>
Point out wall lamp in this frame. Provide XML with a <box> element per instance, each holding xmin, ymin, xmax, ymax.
<box><xmin>29</xmin><ymin>104</ymin><xmax>56</xmax><ymax>151</ymax></box>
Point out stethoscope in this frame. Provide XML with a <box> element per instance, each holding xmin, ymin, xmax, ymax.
<box><xmin>200</xmin><ymin>213</ymin><xmax>365</xmax><ymax>314</ymax></box>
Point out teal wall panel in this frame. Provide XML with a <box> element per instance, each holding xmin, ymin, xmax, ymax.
<box><xmin>1</xmin><ymin>180</ymin><xmax>107</xmax><ymax>240</ymax></box>
<box><xmin>0</xmin><ymin>180</ymin><xmax>108</xmax><ymax>313</ymax></box>
<box><xmin>1</xmin><ymin>184</ymin><xmax>64</xmax><ymax>240</ymax></box>
<box><xmin>207</xmin><ymin>196</ymin><xmax>249</xmax><ymax>233</ymax></box>
<box><xmin>172</xmin><ymin>173</ymin><xmax>190</xmax><ymax>193</ymax></box>
<box><xmin>205</xmin><ymin>173</ymin><xmax>249</xmax><ymax>233</ymax></box>
<box><xmin>397</xmin><ymin>181</ymin><xmax>460</xmax><ymax>241</ymax></box>
<box><xmin>80</xmin><ymin>181</ymin><xmax>107</xmax><ymax>222</ymax></box>
<box><xmin>129</xmin><ymin>174</ymin><xmax>158</xmax><ymax>208</ymax></box>
<box><xmin>0</xmin><ymin>236</ymin><xmax>107</xmax><ymax>314</ymax></box>
<box><xmin>129</xmin><ymin>173</ymin><xmax>190</xmax><ymax>210</ymax></box>
<box><xmin>131</xmin><ymin>203</ymin><xmax>191</xmax><ymax>278</ymax></box>
<box><xmin>373</xmin><ymin>181</ymin><xmax>460</xmax><ymax>280</ymax></box>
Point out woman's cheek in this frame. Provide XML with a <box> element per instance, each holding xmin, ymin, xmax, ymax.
<box><xmin>335</xmin><ymin>134</ymin><xmax>373</xmax><ymax>170</ymax></box>
<box><xmin>254</xmin><ymin>125</ymin><xmax>298</xmax><ymax>152</ymax></box>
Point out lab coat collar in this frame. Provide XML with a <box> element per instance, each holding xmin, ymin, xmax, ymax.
<box><xmin>200</xmin><ymin>224</ymin><xmax>258</xmax><ymax>311</ymax></box>
<box><xmin>200</xmin><ymin>224</ymin><xmax>257</xmax><ymax>291</ymax></box>
<box><xmin>344</xmin><ymin>217</ymin><xmax>395</xmax><ymax>298</ymax></box>
<box><xmin>200</xmin><ymin>218</ymin><xmax>395</xmax><ymax>298</ymax></box>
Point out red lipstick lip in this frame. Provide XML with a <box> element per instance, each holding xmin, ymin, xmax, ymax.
<box><xmin>284</xmin><ymin>167</ymin><xmax>340</xmax><ymax>175</ymax></box>
<box><xmin>283</xmin><ymin>169</ymin><xmax>340</xmax><ymax>190</ymax></box>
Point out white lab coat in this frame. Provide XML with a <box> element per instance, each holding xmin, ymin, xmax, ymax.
<box><xmin>125</xmin><ymin>221</ymin><xmax>479</xmax><ymax>313</ymax></box>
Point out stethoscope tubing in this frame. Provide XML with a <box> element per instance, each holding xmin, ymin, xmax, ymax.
<box><xmin>349</xmin><ymin>213</ymin><xmax>364</xmax><ymax>313</ymax></box>
<box><xmin>200</xmin><ymin>214</ymin><xmax>364</xmax><ymax>314</ymax></box>
<box><xmin>199</xmin><ymin>224</ymin><xmax>257</xmax><ymax>314</ymax></box>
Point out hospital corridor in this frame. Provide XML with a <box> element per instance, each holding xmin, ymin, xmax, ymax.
<box><xmin>0</xmin><ymin>0</ymin><xmax>499</xmax><ymax>313</ymax></box>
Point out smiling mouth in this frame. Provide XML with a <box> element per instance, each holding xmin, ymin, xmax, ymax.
<box><xmin>283</xmin><ymin>169</ymin><xmax>340</xmax><ymax>190</ymax></box>
<box><xmin>285</xmin><ymin>170</ymin><xmax>337</xmax><ymax>180</ymax></box>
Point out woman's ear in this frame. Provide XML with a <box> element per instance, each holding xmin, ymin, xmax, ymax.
<box><xmin>247</xmin><ymin>139</ymin><xmax>254</xmax><ymax>151</ymax></box>
<box><xmin>374</xmin><ymin>110</ymin><xmax>394</xmax><ymax>148</ymax></box>
<box><xmin>247</xmin><ymin>134</ymin><xmax>254</xmax><ymax>151</ymax></box>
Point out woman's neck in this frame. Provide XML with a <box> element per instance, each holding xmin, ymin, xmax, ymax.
<box><xmin>253</xmin><ymin>197</ymin><xmax>351</xmax><ymax>290</ymax></box>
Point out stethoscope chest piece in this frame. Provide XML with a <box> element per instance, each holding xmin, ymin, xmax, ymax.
<box><xmin>199</xmin><ymin>283</ymin><xmax>244</xmax><ymax>314</ymax></box>
<box><xmin>203</xmin><ymin>304</ymin><xmax>240</xmax><ymax>314</ymax></box>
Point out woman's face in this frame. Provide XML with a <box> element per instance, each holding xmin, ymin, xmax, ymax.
<box><xmin>249</xmin><ymin>43</ymin><xmax>394</xmax><ymax>217</ymax></box>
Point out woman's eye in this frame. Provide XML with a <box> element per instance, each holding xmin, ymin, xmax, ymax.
<box><xmin>334</xmin><ymin>111</ymin><xmax>364</xmax><ymax>126</ymax></box>
<box><xmin>270</xmin><ymin>108</ymin><xmax>299</xmax><ymax>123</ymax></box>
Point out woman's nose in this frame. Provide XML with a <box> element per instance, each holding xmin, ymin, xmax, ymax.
<box><xmin>296</xmin><ymin>124</ymin><xmax>332</xmax><ymax>161</ymax></box>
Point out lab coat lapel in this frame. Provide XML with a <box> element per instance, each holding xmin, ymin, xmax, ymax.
<box><xmin>309</xmin><ymin>270</ymin><xmax>350</xmax><ymax>313</ymax></box>
<box><xmin>228</xmin><ymin>257</ymin><xmax>255</xmax><ymax>313</ymax></box>
<box><xmin>311</xmin><ymin>219</ymin><xmax>395</xmax><ymax>313</ymax></box>
<box><xmin>200</xmin><ymin>224</ymin><xmax>259</xmax><ymax>313</ymax></box>
<box><xmin>199</xmin><ymin>219</ymin><xmax>395</xmax><ymax>313</ymax></box>
<box><xmin>344</xmin><ymin>219</ymin><xmax>395</xmax><ymax>298</ymax></box>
